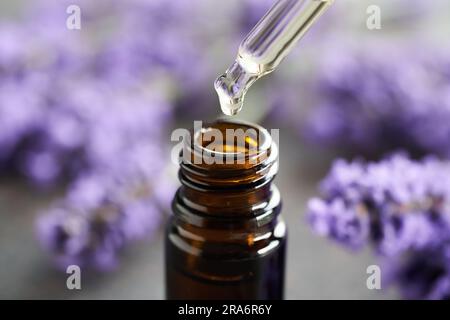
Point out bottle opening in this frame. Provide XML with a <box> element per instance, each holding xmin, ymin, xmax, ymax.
<box><xmin>179</xmin><ymin>119</ymin><xmax>279</xmax><ymax>190</ymax></box>
<box><xmin>198</xmin><ymin>122</ymin><xmax>263</xmax><ymax>154</ymax></box>
<box><xmin>188</xmin><ymin>120</ymin><xmax>273</xmax><ymax>168</ymax></box>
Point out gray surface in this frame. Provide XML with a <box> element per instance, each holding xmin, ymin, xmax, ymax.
<box><xmin>0</xmin><ymin>130</ymin><xmax>397</xmax><ymax>299</ymax></box>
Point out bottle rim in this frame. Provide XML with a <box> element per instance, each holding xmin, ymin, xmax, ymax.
<box><xmin>185</xmin><ymin>119</ymin><xmax>274</xmax><ymax>170</ymax></box>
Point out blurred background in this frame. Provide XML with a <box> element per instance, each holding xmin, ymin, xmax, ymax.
<box><xmin>1</xmin><ymin>0</ymin><xmax>450</xmax><ymax>299</ymax></box>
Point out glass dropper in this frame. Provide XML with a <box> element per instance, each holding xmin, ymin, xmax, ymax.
<box><xmin>215</xmin><ymin>0</ymin><xmax>334</xmax><ymax>116</ymax></box>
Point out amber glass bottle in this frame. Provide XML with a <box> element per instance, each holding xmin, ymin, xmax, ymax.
<box><xmin>165</xmin><ymin>120</ymin><xmax>286</xmax><ymax>299</ymax></box>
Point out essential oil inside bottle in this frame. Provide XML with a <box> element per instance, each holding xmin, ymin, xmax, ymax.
<box><xmin>165</xmin><ymin>120</ymin><xmax>286</xmax><ymax>299</ymax></box>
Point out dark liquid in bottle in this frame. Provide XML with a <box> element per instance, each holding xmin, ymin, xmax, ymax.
<box><xmin>165</xmin><ymin>120</ymin><xmax>286</xmax><ymax>299</ymax></box>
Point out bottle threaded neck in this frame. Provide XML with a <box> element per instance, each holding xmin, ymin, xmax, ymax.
<box><xmin>176</xmin><ymin>120</ymin><xmax>279</xmax><ymax>219</ymax></box>
<box><xmin>181</xmin><ymin>120</ymin><xmax>277</xmax><ymax>187</ymax></box>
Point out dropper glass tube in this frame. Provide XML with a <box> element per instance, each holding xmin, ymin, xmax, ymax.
<box><xmin>215</xmin><ymin>0</ymin><xmax>334</xmax><ymax>116</ymax></box>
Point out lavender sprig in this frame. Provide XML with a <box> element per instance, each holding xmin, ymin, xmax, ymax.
<box><xmin>37</xmin><ymin>171</ymin><xmax>165</xmax><ymax>271</ymax></box>
<box><xmin>303</xmin><ymin>43</ymin><xmax>450</xmax><ymax>158</ymax></box>
<box><xmin>385</xmin><ymin>246</ymin><xmax>450</xmax><ymax>300</ymax></box>
<box><xmin>308</xmin><ymin>153</ymin><xmax>450</xmax><ymax>255</ymax></box>
<box><xmin>36</xmin><ymin>132</ymin><xmax>175</xmax><ymax>271</ymax></box>
<box><xmin>307</xmin><ymin>153</ymin><xmax>450</xmax><ymax>299</ymax></box>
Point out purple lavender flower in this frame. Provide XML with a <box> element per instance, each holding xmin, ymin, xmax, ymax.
<box><xmin>37</xmin><ymin>172</ymin><xmax>163</xmax><ymax>271</ymax></box>
<box><xmin>308</xmin><ymin>153</ymin><xmax>450</xmax><ymax>255</ymax></box>
<box><xmin>302</xmin><ymin>43</ymin><xmax>450</xmax><ymax>158</ymax></box>
<box><xmin>240</xmin><ymin>0</ymin><xmax>275</xmax><ymax>33</ymax></box>
<box><xmin>33</xmin><ymin>85</ymin><xmax>174</xmax><ymax>269</ymax></box>
<box><xmin>386</xmin><ymin>247</ymin><xmax>450</xmax><ymax>300</ymax></box>
<box><xmin>36</xmin><ymin>132</ymin><xmax>174</xmax><ymax>271</ymax></box>
<box><xmin>307</xmin><ymin>153</ymin><xmax>450</xmax><ymax>299</ymax></box>
<box><xmin>0</xmin><ymin>0</ymin><xmax>176</xmax><ymax>270</ymax></box>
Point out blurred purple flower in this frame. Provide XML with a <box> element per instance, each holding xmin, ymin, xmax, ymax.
<box><xmin>386</xmin><ymin>248</ymin><xmax>450</xmax><ymax>300</ymax></box>
<box><xmin>308</xmin><ymin>153</ymin><xmax>450</xmax><ymax>256</ymax></box>
<box><xmin>303</xmin><ymin>43</ymin><xmax>450</xmax><ymax>158</ymax></box>
<box><xmin>307</xmin><ymin>153</ymin><xmax>450</xmax><ymax>298</ymax></box>
<box><xmin>36</xmin><ymin>121</ymin><xmax>174</xmax><ymax>270</ymax></box>
<box><xmin>37</xmin><ymin>172</ymin><xmax>163</xmax><ymax>271</ymax></box>
<box><xmin>240</xmin><ymin>0</ymin><xmax>275</xmax><ymax>33</ymax></box>
<box><xmin>32</xmin><ymin>82</ymin><xmax>174</xmax><ymax>268</ymax></box>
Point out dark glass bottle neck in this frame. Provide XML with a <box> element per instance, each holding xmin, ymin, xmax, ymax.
<box><xmin>174</xmin><ymin>120</ymin><xmax>280</xmax><ymax>223</ymax></box>
<box><xmin>170</xmin><ymin>120</ymin><xmax>283</xmax><ymax>260</ymax></box>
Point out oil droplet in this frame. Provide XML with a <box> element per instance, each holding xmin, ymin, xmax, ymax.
<box><xmin>214</xmin><ymin>0</ymin><xmax>334</xmax><ymax>116</ymax></box>
<box><xmin>214</xmin><ymin>61</ymin><xmax>258</xmax><ymax>116</ymax></box>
